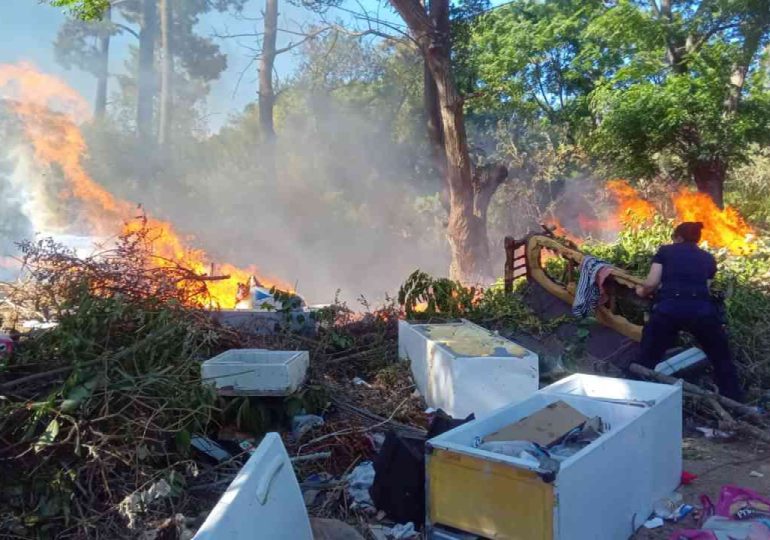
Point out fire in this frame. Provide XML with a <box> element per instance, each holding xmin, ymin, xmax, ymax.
<box><xmin>548</xmin><ymin>179</ymin><xmax>755</xmax><ymax>254</ymax></box>
<box><xmin>606</xmin><ymin>179</ymin><xmax>656</xmax><ymax>227</ymax></box>
<box><xmin>0</xmin><ymin>62</ymin><xmax>288</xmax><ymax>308</ymax></box>
<box><xmin>673</xmin><ymin>190</ymin><xmax>754</xmax><ymax>254</ymax></box>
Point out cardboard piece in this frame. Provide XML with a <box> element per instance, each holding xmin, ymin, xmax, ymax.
<box><xmin>483</xmin><ymin>400</ymin><xmax>588</xmax><ymax>446</ymax></box>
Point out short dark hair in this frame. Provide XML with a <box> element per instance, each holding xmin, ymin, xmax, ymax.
<box><xmin>673</xmin><ymin>222</ymin><xmax>704</xmax><ymax>243</ymax></box>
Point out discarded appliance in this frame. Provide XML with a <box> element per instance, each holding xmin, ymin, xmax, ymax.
<box><xmin>210</xmin><ymin>309</ymin><xmax>316</xmax><ymax>336</ymax></box>
<box><xmin>425</xmin><ymin>374</ymin><xmax>682</xmax><ymax>539</ymax></box>
<box><xmin>193</xmin><ymin>432</ymin><xmax>313</xmax><ymax>540</ymax></box>
<box><xmin>655</xmin><ymin>347</ymin><xmax>708</xmax><ymax>376</ymax></box>
<box><xmin>541</xmin><ymin>373</ymin><xmax>683</xmax><ymax>510</ymax></box>
<box><xmin>398</xmin><ymin>319</ymin><xmax>538</xmax><ymax>418</ymax></box>
<box><xmin>201</xmin><ymin>349</ymin><xmax>309</xmax><ymax>396</ymax></box>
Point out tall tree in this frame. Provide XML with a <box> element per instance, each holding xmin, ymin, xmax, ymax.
<box><xmin>388</xmin><ymin>0</ymin><xmax>507</xmax><ymax>283</ymax></box>
<box><xmin>53</xmin><ymin>9</ymin><xmax>116</xmax><ymax>119</ymax></box>
<box><xmin>472</xmin><ymin>0</ymin><xmax>770</xmax><ymax>207</ymax></box>
<box><xmin>136</xmin><ymin>0</ymin><xmax>158</xmax><ymax>144</ymax></box>
<box><xmin>158</xmin><ymin>0</ymin><xmax>172</xmax><ymax>145</ymax></box>
<box><xmin>259</xmin><ymin>0</ymin><xmax>279</xmax><ymax>140</ymax></box>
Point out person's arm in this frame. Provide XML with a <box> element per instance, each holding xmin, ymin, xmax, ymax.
<box><xmin>636</xmin><ymin>263</ymin><xmax>662</xmax><ymax>298</ymax></box>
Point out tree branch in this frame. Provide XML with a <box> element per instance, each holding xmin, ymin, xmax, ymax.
<box><xmin>114</xmin><ymin>22</ymin><xmax>139</xmax><ymax>39</ymax></box>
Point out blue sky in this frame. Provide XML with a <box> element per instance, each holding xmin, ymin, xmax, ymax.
<box><xmin>0</xmin><ymin>0</ymin><xmax>405</xmax><ymax>130</ymax></box>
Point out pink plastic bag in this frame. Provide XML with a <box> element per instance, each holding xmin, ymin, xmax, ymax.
<box><xmin>715</xmin><ymin>485</ymin><xmax>770</xmax><ymax>520</ymax></box>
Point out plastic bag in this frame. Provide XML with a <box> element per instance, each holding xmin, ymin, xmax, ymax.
<box><xmin>714</xmin><ymin>485</ymin><xmax>770</xmax><ymax>521</ymax></box>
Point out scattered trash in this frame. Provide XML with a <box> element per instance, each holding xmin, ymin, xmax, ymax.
<box><xmin>702</xmin><ymin>516</ymin><xmax>770</xmax><ymax>537</ymax></box>
<box><xmin>483</xmin><ymin>401</ymin><xmax>589</xmax><ymax>447</ymax></box>
<box><xmin>654</xmin><ymin>493</ymin><xmax>694</xmax><ymax>522</ymax></box>
<box><xmin>682</xmin><ymin>471</ymin><xmax>698</xmax><ymax>485</ymax></box>
<box><xmin>303</xmin><ymin>489</ymin><xmax>320</xmax><ymax>507</ymax></box>
<box><xmin>750</xmin><ymin>471</ymin><xmax>765</xmax><ymax>478</ymax></box>
<box><xmin>387</xmin><ymin>522</ymin><xmax>418</xmax><ymax>539</ymax></box>
<box><xmin>0</xmin><ymin>334</ymin><xmax>14</xmax><ymax>356</ymax></box>
<box><xmin>191</xmin><ymin>435</ymin><xmax>232</xmax><ymax>463</ymax></box>
<box><xmin>347</xmin><ymin>461</ymin><xmax>376</xmax><ymax>511</ymax></box>
<box><xmin>353</xmin><ymin>377</ymin><xmax>372</xmax><ymax>387</ymax></box>
<box><xmin>310</xmin><ymin>517</ymin><xmax>365</xmax><ymax>540</ymax></box>
<box><xmin>368</xmin><ymin>525</ymin><xmax>390</xmax><ymax>540</ymax></box>
<box><xmin>371</xmin><ymin>432</ymin><xmax>426</xmax><ymax>525</ymax></box>
<box><xmin>696</xmin><ymin>427</ymin><xmax>733</xmax><ymax>439</ymax></box>
<box><xmin>238</xmin><ymin>439</ymin><xmax>257</xmax><ymax>455</ymax></box>
<box><xmin>655</xmin><ymin>347</ymin><xmax>708</xmax><ymax>376</ymax></box>
<box><xmin>644</xmin><ymin>517</ymin><xmax>665</xmax><ymax>529</ymax></box>
<box><xmin>291</xmin><ymin>451</ymin><xmax>331</xmax><ymax>463</ymax></box>
<box><xmin>292</xmin><ymin>414</ymin><xmax>324</xmax><ymax>440</ymax></box>
<box><xmin>366</xmin><ymin>432</ymin><xmax>386</xmax><ymax>453</ymax></box>
<box><xmin>119</xmin><ymin>479</ymin><xmax>173</xmax><ymax>528</ymax></box>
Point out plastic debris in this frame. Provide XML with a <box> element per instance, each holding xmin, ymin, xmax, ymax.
<box><xmin>347</xmin><ymin>461</ymin><xmax>376</xmax><ymax>511</ymax></box>
<box><xmin>750</xmin><ymin>471</ymin><xmax>765</xmax><ymax>478</ymax></box>
<box><xmin>292</xmin><ymin>414</ymin><xmax>324</xmax><ymax>440</ymax></box>
<box><xmin>191</xmin><ymin>436</ymin><xmax>231</xmax><ymax>463</ymax></box>
<box><xmin>352</xmin><ymin>377</ymin><xmax>372</xmax><ymax>387</ymax></box>
<box><xmin>644</xmin><ymin>517</ymin><xmax>664</xmax><ymax>529</ymax></box>
<box><xmin>387</xmin><ymin>522</ymin><xmax>418</xmax><ymax>539</ymax></box>
<box><xmin>681</xmin><ymin>471</ymin><xmax>698</xmax><ymax>485</ymax></box>
<box><xmin>696</xmin><ymin>427</ymin><xmax>732</xmax><ymax>439</ymax></box>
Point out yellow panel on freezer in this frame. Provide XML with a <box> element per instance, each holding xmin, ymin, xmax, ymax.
<box><xmin>427</xmin><ymin>448</ymin><xmax>554</xmax><ymax>539</ymax></box>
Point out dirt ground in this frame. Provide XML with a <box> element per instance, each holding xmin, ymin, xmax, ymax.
<box><xmin>632</xmin><ymin>435</ymin><xmax>770</xmax><ymax>539</ymax></box>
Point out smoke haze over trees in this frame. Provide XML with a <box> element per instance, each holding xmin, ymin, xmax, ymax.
<box><xmin>3</xmin><ymin>0</ymin><xmax>770</xmax><ymax>301</ymax></box>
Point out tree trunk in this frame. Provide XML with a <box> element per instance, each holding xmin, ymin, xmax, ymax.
<box><xmin>137</xmin><ymin>0</ymin><xmax>158</xmax><ymax>144</ymax></box>
<box><xmin>693</xmin><ymin>159</ymin><xmax>726</xmax><ymax>209</ymax></box>
<box><xmin>390</xmin><ymin>0</ymin><xmax>506</xmax><ymax>284</ymax></box>
<box><xmin>424</xmin><ymin>0</ymin><xmax>449</xmax><ymax>213</ymax></box>
<box><xmin>158</xmin><ymin>0</ymin><xmax>172</xmax><ymax>145</ymax></box>
<box><xmin>259</xmin><ymin>0</ymin><xmax>278</xmax><ymax>140</ymax></box>
<box><xmin>94</xmin><ymin>6</ymin><xmax>111</xmax><ymax>120</ymax></box>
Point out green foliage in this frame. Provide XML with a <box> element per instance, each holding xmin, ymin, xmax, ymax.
<box><xmin>48</xmin><ymin>0</ymin><xmax>110</xmax><ymax>21</ymax></box>
<box><xmin>469</xmin><ymin>0</ymin><xmax>770</xmax><ymax>191</ymax></box>
<box><xmin>726</xmin><ymin>146</ymin><xmax>770</xmax><ymax>228</ymax></box>
<box><xmin>398</xmin><ymin>270</ymin><xmax>564</xmax><ymax>335</ymax></box>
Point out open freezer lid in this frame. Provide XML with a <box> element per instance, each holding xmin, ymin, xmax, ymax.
<box><xmin>194</xmin><ymin>432</ymin><xmax>313</xmax><ymax>540</ymax></box>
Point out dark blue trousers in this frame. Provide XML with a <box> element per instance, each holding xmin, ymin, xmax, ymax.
<box><xmin>639</xmin><ymin>299</ymin><xmax>743</xmax><ymax>401</ymax></box>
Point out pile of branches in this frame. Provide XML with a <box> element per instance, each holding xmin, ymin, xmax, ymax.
<box><xmin>0</xmin><ymin>226</ymin><xmax>246</xmax><ymax>538</ymax></box>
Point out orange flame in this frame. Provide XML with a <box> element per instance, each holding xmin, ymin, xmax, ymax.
<box><xmin>1</xmin><ymin>62</ymin><xmax>288</xmax><ymax>307</ymax></box>
<box><xmin>606</xmin><ymin>179</ymin><xmax>656</xmax><ymax>227</ymax></box>
<box><xmin>673</xmin><ymin>189</ymin><xmax>754</xmax><ymax>254</ymax></box>
<box><xmin>548</xmin><ymin>179</ymin><xmax>755</xmax><ymax>255</ymax></box>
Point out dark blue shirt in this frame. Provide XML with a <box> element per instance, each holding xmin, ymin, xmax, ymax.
<box><xmin>652</xmin><ymin>243</ymin><xmax>716</xmax><ymax>297</ymax></box>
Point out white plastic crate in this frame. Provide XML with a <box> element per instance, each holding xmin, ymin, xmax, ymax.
<box><xmin>201</xmin><ymin>349</ymin><xmax>309</xmax><ymax>396</ymax></box>
<box><xmin>425</xmin><ymin>375</ymin><xmax>682</xmax><ymax>539</ymax></box>
<box><xmin>398</xmin><ymin>319</ymin><xmax>538</xmax><ymax>418</ymax></box>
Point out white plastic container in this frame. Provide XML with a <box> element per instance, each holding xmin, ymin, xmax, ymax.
<box><xmin>398</xmin><ymin>319</ymin><xmax>539</xmax><ymax>418</ymax></box>
<box><xmin>655</xmin><ymin>347</ymin><xmax>707</xmax><ymax>375</ymax></box>
<box><xmin>201</xmin><ymin>349</ymin><xmax>309</xmax><ymax>396</ymax></box>
<box><xmin>426</xmin><ymin>375</ymin><xmax>682</xmax><ymax>540</ymax></box>
<box><xmin>194</xmin><ymin>432</ymin><xmax>313</xmax><ymax>540</ymax></box>
<box><xmin>540</xmin><ymin>373</ymin><xmax>683</xmax><ymax>517</ymax></box>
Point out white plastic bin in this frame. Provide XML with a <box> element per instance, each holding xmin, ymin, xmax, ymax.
<box><xmin>426</xmin><ymin>376</ymin><xmax>682</xmax><ymax>540</ymax></box>
<box><xmin>398</xmin><ymin>319</ymin><xmax>538</xmax><ymax>418</ymax></box>
<box><xmin>541</xmin><ymin>373</ymin><xmax>682</xmax><ymax>517</ymax></box>
<box><xmin>194</xmin><ymin>432</ymin><xmax>312</xmax><ymax>540</ymax></box>
<box><xmin>201</xmin><ymin>349</ymin><xmax>309</xmax><ymax>396</ymax></box>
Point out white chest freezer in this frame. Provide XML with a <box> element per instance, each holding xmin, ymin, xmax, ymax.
<box><xmin>425</xmin><ymin>375</ymin><xmax>682</xmax><ymax>540</ymax></box>
<box><xmin>398</xmin><ymin>320</ymin><xmax>539</xmax><ymax>418</ymax></box>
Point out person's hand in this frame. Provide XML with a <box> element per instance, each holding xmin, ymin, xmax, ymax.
<box><xmin>635</xmin><ymin>285</ymin><xmax>647</xmax><ymax>298</ymax></box>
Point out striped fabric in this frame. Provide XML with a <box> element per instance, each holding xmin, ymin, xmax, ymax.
<box><xmin>572</xmin><ymin>256</ymin><xmax>612</xmax><ymax>318</ymax></box>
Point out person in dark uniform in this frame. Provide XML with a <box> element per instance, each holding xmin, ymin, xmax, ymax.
<box><xmin>636</xmin><ymin>222</ymin><xmax>743</xmax><ymax>401</ymax></box>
